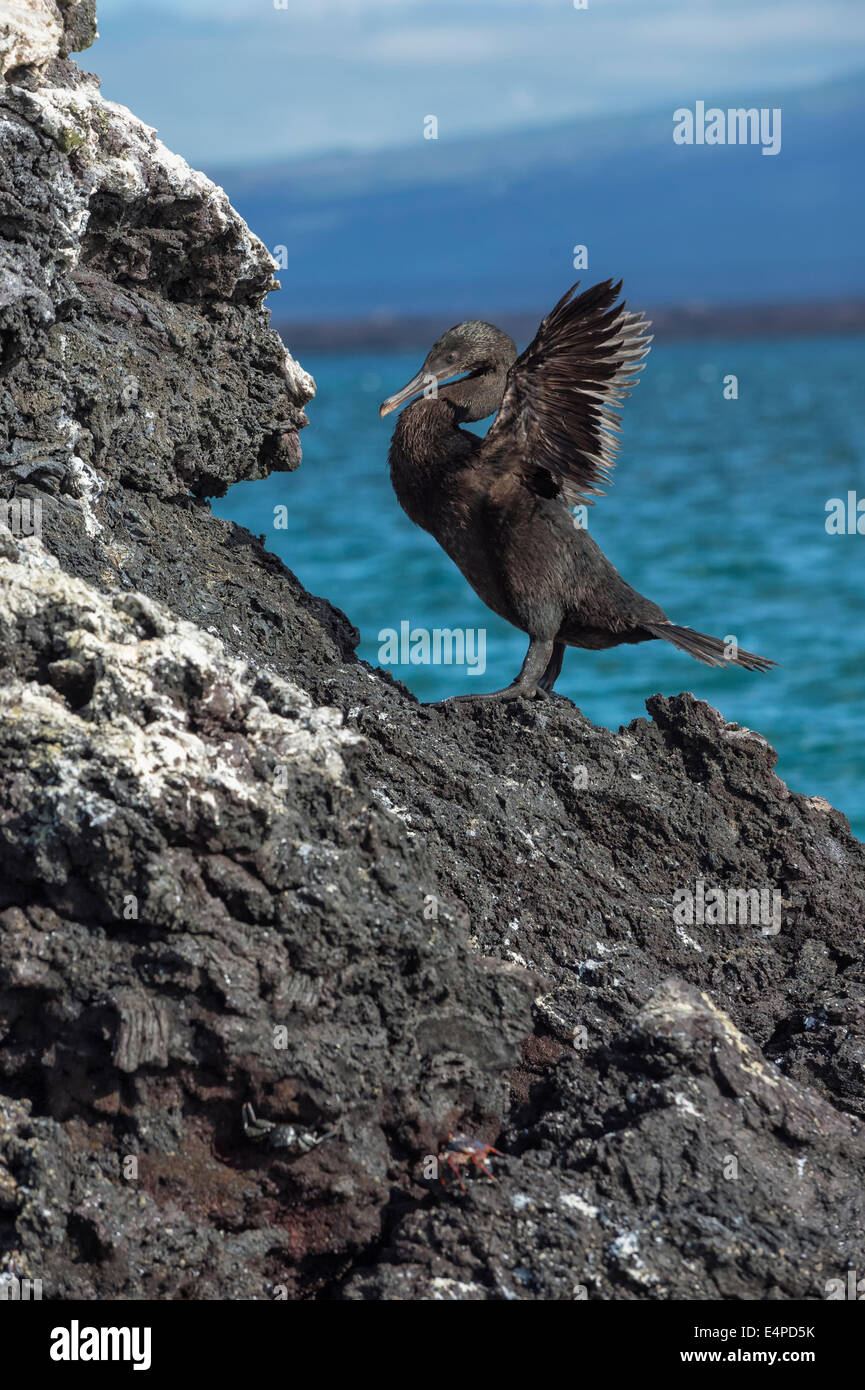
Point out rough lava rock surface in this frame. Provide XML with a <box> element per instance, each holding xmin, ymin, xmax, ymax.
<box><xmin>1</xmin><ymin>3</ymin><xmax>864</xmax><ymax>1301</ymax></box>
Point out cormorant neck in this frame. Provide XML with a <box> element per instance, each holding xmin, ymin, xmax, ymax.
<box><xmin>439</xmin><ymin>366</ymin><xmax>509</xmax><ymax>423</ymax></box>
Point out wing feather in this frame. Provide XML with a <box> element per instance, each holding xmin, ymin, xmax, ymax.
<box><xmin>480</xmin><ymin>279</ymin><xmax>652</xmax><ymax>506</ymax></box>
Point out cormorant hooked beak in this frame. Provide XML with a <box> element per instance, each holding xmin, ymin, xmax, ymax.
<box><xmin>379</xmin><ymin>370</ymin><xmax>432</xmax><ymax>418</ymax></box>
<box><xmin>379</xmin><ymin>366</ymin><xmax>469</xmax><ymax>418</ymax></box>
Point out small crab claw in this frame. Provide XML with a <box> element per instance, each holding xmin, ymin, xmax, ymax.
<box><xmin>242</xmin><ymin>1102</ymin><xmax>274</xmax><ymax>1141</ymax></box>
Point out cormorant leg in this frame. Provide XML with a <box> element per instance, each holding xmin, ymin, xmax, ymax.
<box><xmin>436</xmin><ymin>638</ymin><xmax>555</xmax><ymax>704</ymax></box>
<box><xmin>538</xmin><ymin>641</ymin><xmax>565</xmax><ymax>693</ymax></box>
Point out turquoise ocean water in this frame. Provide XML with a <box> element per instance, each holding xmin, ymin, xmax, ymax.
<box><xmin>213</xmin><ymin>335</ymin><xmax>865</xmax><ymax>838</ymax></box>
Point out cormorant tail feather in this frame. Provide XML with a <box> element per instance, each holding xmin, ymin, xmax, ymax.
<box><xmin>645</xmin><ymin>622</ymin><xmax>776</xmax><ymax>672</ymax></box>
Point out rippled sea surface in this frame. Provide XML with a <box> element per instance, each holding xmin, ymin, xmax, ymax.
<box><xmin>213</xmin><ymin>335</ymin><xmax>865</xmax><ymax>838</ymax></box>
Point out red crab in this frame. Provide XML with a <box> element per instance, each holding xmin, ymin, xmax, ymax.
<box><xmin>439</xmin><ymin>1133</ymin><xmax>504</xmax><ymax>1192</ymax></box>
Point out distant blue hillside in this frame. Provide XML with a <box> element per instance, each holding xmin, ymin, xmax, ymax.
<box><xmin>207</xmin><ymin>73</ymin><xmax>865</xmax><ymax>321</ymax></box>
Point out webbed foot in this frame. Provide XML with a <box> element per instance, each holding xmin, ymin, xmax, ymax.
<box><xmin>434</xmin><ymin>681</ymin><xmax>548</xmax><ymax>705</ymax></box>
<box><xmin>429</xmin><ymin>637</ymin><xmax>556</xmax><ymax>706</ymax></box>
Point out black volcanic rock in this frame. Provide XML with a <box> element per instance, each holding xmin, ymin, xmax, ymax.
<box><xmin>0</xmin><ymin>0</ymin><xmax>311</xmax><ymax>504</ymax></box>
<box><xmin>1</xmin><ymin>3</ymin><xmax>863</xmax><ymax>1302</ymax></box>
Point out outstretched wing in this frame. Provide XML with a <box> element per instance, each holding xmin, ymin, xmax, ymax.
<box><xmin>479</xmin><ymin>279</ymin><xmax>651</xmax><ymax>506</ymax></box>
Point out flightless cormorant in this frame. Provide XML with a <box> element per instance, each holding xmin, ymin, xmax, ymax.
<box><xmin>380</xmin><ymin>279</ymin><xmax>774</xmax><ymax>701</ymax></box>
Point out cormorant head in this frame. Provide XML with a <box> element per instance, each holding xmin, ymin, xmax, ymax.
<box><xmin>379</xmin><ymin>321</ymin><xmax>518</xmax><ymax>418</ymax></box>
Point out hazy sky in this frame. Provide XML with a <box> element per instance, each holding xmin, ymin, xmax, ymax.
<box><xmin>93</xmin><ymin>0</ymin><xmax>865</xmax><ymax>167</ymax></box>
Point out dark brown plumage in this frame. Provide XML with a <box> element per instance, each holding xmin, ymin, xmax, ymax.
<box><xmin>379</xmin><ymin>279</ymin><xmax>775</xmax><ymax>701</ymax></box>
<box><xmin>483</xmin><ymin>279</ymin><xmax>651</xmax><ymax>507</ymax></box>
